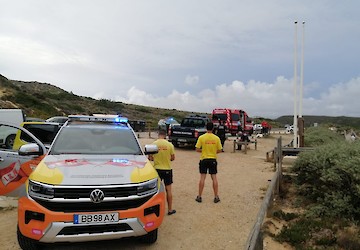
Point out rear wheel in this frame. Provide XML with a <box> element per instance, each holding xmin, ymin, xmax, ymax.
<box><xmin>139</xmin><ymin>228</ymin><xmax>158</xmax><ymax>244</ymax></box>
<box><xmin>17</xmin><ymin>226</ymin><xmax>41</xmax><ymax>250</ymax></box>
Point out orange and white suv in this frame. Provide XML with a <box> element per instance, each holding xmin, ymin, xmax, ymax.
<box><xmin>0</xmin><ymin>115</ymin><xmax>165</xmax><ymax>249</ymax></box>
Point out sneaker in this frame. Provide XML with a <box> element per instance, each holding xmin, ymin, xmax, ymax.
<box><xmin>214</xmin><ymin>196</ymin><xmax>220</xmax><ymax>203</ymax></box>
<box><xmin>168</xmin><ymin>210</ymin><xmax>176</xmax><ymax>215</ymax></box>
<box><xmin>195</xmin><ymin>196</ymin><xmax>202</xmax><ymax>203</ymax></box>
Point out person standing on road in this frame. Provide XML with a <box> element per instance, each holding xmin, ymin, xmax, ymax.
<box><xmin>148</xmin><ymin>129</ymin><xmax>176</xmax><ymax>215</ymax></box>
<box><xmin>215</xmin><ymin>119</ymin><xmax>226</xmax><ymax>151</ymax></box>
<box><xmin>195</xmin><ymin>122</ymin><xmax>222</xmax><ymax>203</ymax></box>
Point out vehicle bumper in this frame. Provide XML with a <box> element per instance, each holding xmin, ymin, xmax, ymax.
<box><xmin>18</xmin><ymin>190</ymin><xmax>165</xmax><ymax>243</ymax></box>
<box><xmin>169</xmin><ymin>137</ymin><xmax>197</xmax><ymax>144</ymax></box>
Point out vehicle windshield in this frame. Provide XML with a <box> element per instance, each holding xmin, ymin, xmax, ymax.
<box><xmin>50</xmin><ymin>125</ymin><xmax>142</xmax><ymax>155</ymax></box>
<box><xmin>212</xmin><ymin>114</ymin><xmax>227</xmax><ymax>121</ymax></box>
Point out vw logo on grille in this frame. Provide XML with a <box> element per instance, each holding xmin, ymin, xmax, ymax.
<box><xmin>90</xmin><ymin>189</ymin><xmax>105</xmax><ymax>203</ymax></box>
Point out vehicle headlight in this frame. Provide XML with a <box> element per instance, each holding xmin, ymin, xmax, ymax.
<box><xmin>28</xmin><ymin>180</ymin><xmax>54</xmax><ymax>199</ymax></box>
<box><xmin>137</xmin><ymin>178</ymin><xmax>158</xmax><ymax>196</ymax></box>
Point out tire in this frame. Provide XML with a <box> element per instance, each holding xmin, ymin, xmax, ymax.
<box><xmin>5</xmin><ymin>134</ymin><xmax>16</xmax><ymax>149</ymax></box>
<box><xmin>139</xmin><ymin>228</ymin><xmax>158</xmax><ymax>244</ymax></box>
<box><xmin>17</xmin><ymin>226</ymin><xmax>41</xmax><ymax>250</ymax></box>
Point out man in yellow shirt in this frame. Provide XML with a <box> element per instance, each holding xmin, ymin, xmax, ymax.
<box><xmin>148</xmin><ymin>130</ymin><xmax>176</xmax><ymax>215</ymax></box>
<box><xmin>195</xmin><ymin>122</ymin><xmax>222</xmax><ymax>203</ymax></box>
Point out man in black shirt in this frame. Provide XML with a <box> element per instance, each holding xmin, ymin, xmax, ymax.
<box><xmin>215</xmin><ymin>120</ymin><xmax>226</xmax><ymax>151</ymax></box>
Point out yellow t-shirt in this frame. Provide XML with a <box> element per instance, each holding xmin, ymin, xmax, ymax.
<box><xmin>195</xmin><ymin>132</ymin><xmax>222</xmax><ymax>160</ymax></box>
<box><xmin>152</xmin><ymin>139</ymin><xmax>175</xmax><ymax>170</ymax></box>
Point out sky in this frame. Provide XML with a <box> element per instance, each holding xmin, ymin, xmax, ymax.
<box><xmin>1</xmin><ymin>0</ymin><xmax>359</xmax><ymax>119</ymax></box>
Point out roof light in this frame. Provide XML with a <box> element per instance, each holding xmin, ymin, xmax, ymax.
<box><xmin>68</xmin><ymin>115</ymin><xmax>128</xmax><ymax>124</ymax></box>
<box><xmin>115</xmin><ymin>117</ymin><xmax>128</xmax><ymax>123</ymax></box>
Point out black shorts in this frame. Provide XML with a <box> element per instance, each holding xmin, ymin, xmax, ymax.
<box><xmin>199</xmin><ymin>159</ymin><xmax>218</xmax><ymax>174</ymax></box>
<box><xmin>156</xmin><ymin>169</ymin><xmax>173</xmax><ymax>186</ymax></box>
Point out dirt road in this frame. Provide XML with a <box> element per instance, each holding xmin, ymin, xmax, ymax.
<box><xmin>0</xmin><ymin>132</ymin><xmax>292</xmax><ymax>250</ymax></box>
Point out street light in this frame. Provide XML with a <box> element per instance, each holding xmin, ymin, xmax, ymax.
<box><xmin>293</xmin><ymin>21</ymin><xmax>298</xmax><ymax>147</ymax></box>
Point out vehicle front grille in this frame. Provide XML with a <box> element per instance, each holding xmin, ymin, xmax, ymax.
<box><xmin>53</xmin><ymin>186</ymin><xmax>138</xmax><ymax>199</ymax></box>
<box><xmin>34</xmin><ymin>196</ymin><xmax>152</xmax><ymax>212</ymax></box>
<box><xmin>58</xmin><ymin>223</ymin><xmax>132</xmax><ymax>235</ymax></box>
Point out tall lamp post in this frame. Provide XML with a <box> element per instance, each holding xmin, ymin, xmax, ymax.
<box><xmin>293</xmin><ymin>20</ymin><xmax>305</xmax><ymax>148</ymax></box>
<box><xmin>293</xmin><ymin>21</ymin><xmax>298</xmax><ymax>147</ymax></box>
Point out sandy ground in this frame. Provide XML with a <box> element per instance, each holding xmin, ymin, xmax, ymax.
<box><xmin>0</xmin><ymin>132</ymin><xmax>293</xmax><ymax>250</ymax></box>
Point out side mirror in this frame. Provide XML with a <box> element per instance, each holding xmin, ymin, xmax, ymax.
<box><xmin>144</xmin><ymin>144</ymin><xmax>158</xmax><ymax>155</ymax></box>
<box><xmin>18</xmin><ymin>143</ymin><xmax>44</xmax><ymax>156</ymax></box>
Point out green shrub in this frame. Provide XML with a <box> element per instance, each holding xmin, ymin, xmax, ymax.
<box><xmin>304</xmin><ymin>127</ymin><xmax>343</xmax><ymax>147</ymax></box>
<box><xmin>292</xmin><ymin>140</ymin><xmax>360</xmax><ymax>221</ymax></box>
<box><xmin>135</xmin><ymin>106</ymin><xmax>150</xmax><ymax>113</ymax></box>
<box><xmin>337</xmin><ymin>227</ymin><xmax>360</xmax><ymax>250</ymax></box>
<box><xmin>275</xmin><ymin>218</ymin><xmax>338</xmax><ymax>249</ymax></box>
<box><xmin>273</xmin><ymin>210</ymin><xmax>299</xmax><ymax>221</ymax></box>
<box><xmin>275</xmin><ymin>218</ymin><xmax>320</xmax><ymax>246</ymax></box>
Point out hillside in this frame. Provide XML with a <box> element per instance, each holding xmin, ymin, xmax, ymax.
<box><xmin>1</xmin><ymin>74</ymin><xmax>359</xmax><ymax>130</ymax></box>
<box><xmin>0</xmin><ymin>74</ymin><xmax>201</xmax><ymax>128</ymax></box>
<box><xmin>276</xmin><ymin>115</ymin><xmax>360</xmax><ymax>130</ymax></box>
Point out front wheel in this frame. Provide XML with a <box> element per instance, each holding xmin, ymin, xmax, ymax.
<box><xmin>5</xmin><ymin>134</ymin><xmax>16</xmax><ymax>149</ymax></box>
<box><xmin>139</xmin><ymin>228</ymin><xmax>158</xmax><ymax>244</ymax></box>
<box><xmin>17</xmin><ymin>226</ymin><xmax>41</xmax><ymax>250</ymax></box>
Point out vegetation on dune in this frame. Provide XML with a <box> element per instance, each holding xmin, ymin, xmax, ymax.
<box><xmin>270</xmin><ymin>127</ymin><xmax>360</xmax><ymax>249</ymax></box>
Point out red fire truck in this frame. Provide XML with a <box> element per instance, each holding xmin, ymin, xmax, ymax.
<box><xmin>211</xmin><ymin>108</ymin><xmax>253</xmax><ymax>135</ymax></box>
<box><xmin>211</xmin><ymin>108</ymin><xmax>240</xmax><ymax>135</ymax></box>
<box><xmin>239</xmin><ymin>110</ymin><xmax>254</xmax><ymax>135</ymax></box>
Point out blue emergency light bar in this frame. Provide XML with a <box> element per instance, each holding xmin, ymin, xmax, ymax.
<box><xmin>68</xmin><ymin>115</ymin><xmax>128</xmax><ymax>124</ymax></box>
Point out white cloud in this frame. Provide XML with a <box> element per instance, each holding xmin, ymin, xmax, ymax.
<box><xmin>184</xmin><ymin>75</ymin><xmax>199</xmax><ymax>86</ymax></box>
<box><xmin>115</xmin><ymin>76</ymin><xmax>360</xmax><ymax>119</ymax></box>
<box><xmin>1</xmin><ymin>0</ymin><xmax>359</xmax><ymax>118</ymax></box>
<box><xmin>319</xmin><ymin>77</ymin><xmax>360</xmax><ymax>117</ymax></box>
<box><xmin>0</xmin><ymin>36</ymin><xmax>90</xmax><ymax>66</ymax></box>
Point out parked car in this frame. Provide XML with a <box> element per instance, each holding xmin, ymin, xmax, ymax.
<box><xmin>286</xmin><ymin>125</ymin><xmax>294</xmax><ymax>133</ymax></box>
<box><xmin>158</xmin><ymin>117</ymin><xmax>180</xmax><ymax>132</ymax></box>
<box><xmin>129</xmin><ymin>119</ymin><xmax>146</xmax><ymax>132</ymax></box>
<box><xmin>0</xmin><ymin>109</ymin><xmax>25</xmax><ymax>148</ymax></box>
<box><xmin>12</xmin><ymin>121</ymin><xmax>62</xmax><ymax>150</ymax></box>
<box><xmin>253</xmin><ymin>124</ymin><xmax>263</xmax><ymax>133</ymax></box>
<box><xmin>168</xmin><ymin>114</ymin><xmax>210</xmax><ymax>148</ymax></box>
<box><xmin>0</xmin><ymin>114</ymin><xmax>165</xmax><ymax>249</ymax></box>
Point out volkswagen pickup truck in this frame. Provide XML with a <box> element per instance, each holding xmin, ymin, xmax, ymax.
<box><xmin>0</xmin><ymin>115</ymin><xmax>164</xmax><ymax>249</ymax></box>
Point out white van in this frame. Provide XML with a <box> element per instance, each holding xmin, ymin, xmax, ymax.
<box><xmin>0</xmin><ymin>109</ymin><xmax>25</xmax><ymax>148</ymax></box>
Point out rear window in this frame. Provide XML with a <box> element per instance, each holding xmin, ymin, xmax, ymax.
<box><xmin>50</xmin><ymin>125</ymin><xmax>142</xmax><ymax>155</ymax></box>
<box><xmin>181</xmin><ymin>118</ymin><xmax>206</xmax><ymax>128</ymax></box>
